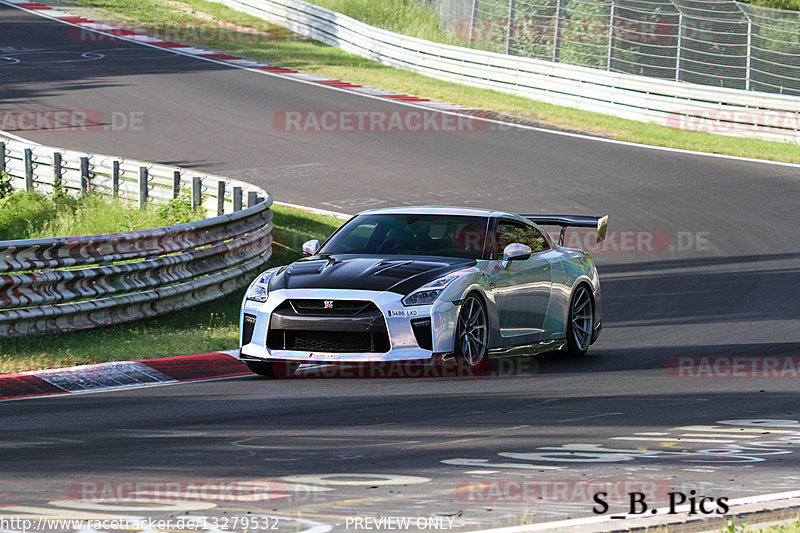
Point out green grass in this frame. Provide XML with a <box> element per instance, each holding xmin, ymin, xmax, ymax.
<box><xmin>0</xmin><ymin>190</ymin><xmax>204</xmax><ymax>241</ymax></box>
<box><xmin>312</xmin><ymin>0</ymin><xmax>456</xmax><ymax>43</ymax></box>
<box><xmin>0</xmin><ymin>204</ymin><xmax>342</xmax><ymax>374</ymax></box>
<box><xmin>723</xmin><ymin>517</ymin><xmax>800</xmax><ymax>532</ymax></box>
<box><xmin>65</xmin><ymin>0</ymin><xmax>800</xmax><ymax>164</ymax></box>
<box><xmin>742</xmin><ymin>0</ymin><xmax>800</xmax><ymax>10</ymax></box>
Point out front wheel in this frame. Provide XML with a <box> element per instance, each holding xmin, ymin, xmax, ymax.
<box><xmin>566</xmin><ymin>285</ymin><xmax>594</xmax><ymax>357</ymax></box>
<box><xmin>246</xmin><ymin>360</ymin><xmax>297</xmax><ymax>378</ymax></box>
<box><xmin>454</xmin><ymin>294</ymin><xmax>488</xmax><ymax>367</ymax></box>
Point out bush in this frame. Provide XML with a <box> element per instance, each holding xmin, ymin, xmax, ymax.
<box><xmin>0</xmin><ymin>190</ymin><xmax>207</xmax><ymax>241</ymax></box>
<box><xmin>158</xmin><ymin>191</ymin><xmax>202</xmax><ymax>225</ymax></box>
<box><xmin>0</xmin><ymin>191</ymin><xmax>57</xmax><ymax>241</ymax></box>
<box><xmin>0</xmin><ymin>171</ymin><xmax>12</xmax><ymax>199</ymax></box>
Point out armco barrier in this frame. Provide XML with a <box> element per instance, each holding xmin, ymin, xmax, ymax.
<box><xmin>212</xmin><ymin>0</ymin><xmax>800</xmax><ymax>143</ymax></box>
<box><xmin>0</xmin><ymin>135</ymin><xmax>273</xmax><ymax>336</ymax></box>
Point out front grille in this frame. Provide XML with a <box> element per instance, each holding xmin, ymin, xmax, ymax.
<box><xmin>268</xmin><ymin>300</ymin><xmax>390</xmax><ymax>353</ymax></box>
<box><xmin>269</xmin><ymin>330</ymin><xmax>390</xmax><ymax>353</ymax></box>
<box><xmin>286</xmin><ymin>299</ymin><xmax>372</xmax><ymax>317</ymax></box>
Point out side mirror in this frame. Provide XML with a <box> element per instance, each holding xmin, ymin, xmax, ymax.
<box><xmin>302</xmin><ymin>239</ymin><xmax>320</xmax><ymax>255</ymax></box>
<box><xmin>502</xmin><ymin>243</ymin><xmax>532</xmax><ymax>268</ymax></box>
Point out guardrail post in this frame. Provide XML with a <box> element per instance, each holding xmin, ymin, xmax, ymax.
<box><xmin>53</xmin><ymin>152</ymin><xmax>62</xmax><ymax>191</ymax></box>
<box><xmin>607</xmin><ymin>0</ymin><xmax>616</xmax><ymax>71</ymax></box>
<box><xmin>112</xmin><ymin>161</ymin><xmax>120</xmax><ymax>198</ymax></box>
<box><xmin>506</xmin><ymin>0</ymin><xmax>516</xmax><ymax>55</ymax></box>
<box><xmin>173</xmin><ymin>170</ymin><xmax>181</xmax><ymax>199</ymax></box>
<box><xmin>676</xmin><ymin>11</ymin><xmax>685</xmax><ymax>81</ymax></box>
<box><xmin>138</xmin><ymin>167</ymin><xmax>148</xmax><ymax>209</ymax></box>
<box><xmin>247</xmin><ymin>191</ymin><xmax>258</xmax><ymax>208</ymax></box>
<box><xmin>192</xmin><ymin>177</ymin><xmax>202</xmax><ymax>211</ymax></box>
<box><xmin>233</xmin><ymin>186</ymin><xmax>243</xmax><ymax>212</ymax></box>
<box><xmin>217</xmin><ymin>180</ymin><xmax>225</xmax><ymax>216</ymax></box>
<box><xmin>80</xmin><ymin>157</ymin><xmax>90</xmax><ymax>195</ymax></box>
<box><xmin>743</xmin><ymin>12</ymin><xmax>753</xmax><ymax>91</ymax></box>
<box><xmin>553</xmin><ymin>0</ymin><xmax>564</xmax><ymax>62</ymax></box>
<box><xmin>468</xmin><ymin>0</ymin><xmax>478</xmax><ymax>43</ymax></box>
<box><xmin>24</xmin><ymin>148</ymin><xmax>34</xmax><ymax>191</ymax></box>
<box><xmin>0</xmin><ymin>142</ymin><xmax>6</xmax><ymax>176</ymax></box>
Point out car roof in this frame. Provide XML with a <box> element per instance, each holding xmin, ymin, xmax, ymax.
<box><xmin>356</xmin><ymin>206</ymin><xmax>519</xmax><ymax>219</ymax></box>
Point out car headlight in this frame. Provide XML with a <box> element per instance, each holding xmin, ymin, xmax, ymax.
<box><xmin>402</xmin><ymin>275</ymin><xmax>459</xmax><ymax>306</ymax></box>
<box><xmin>245</xmin><ymin>272</ymin><xmax>272</xmax><ymax>303</ymax></box>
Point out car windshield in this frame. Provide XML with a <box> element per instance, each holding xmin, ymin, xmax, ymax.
<box><xmin>319</xmin><ymin>213</ymin><xmax>489</xmax><ymax>259</ymax></box>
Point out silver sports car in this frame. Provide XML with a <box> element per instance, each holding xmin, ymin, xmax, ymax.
<box><xmin>240</xmin><ymin>207</ymin><xmax>607</xmax><ymax>377</ymax></box>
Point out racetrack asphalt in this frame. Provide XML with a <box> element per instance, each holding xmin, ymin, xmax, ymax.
<box><xmin>1</xmin><ymin>2</ymin><xmax>800</xmax><ymax>531</ymax></box>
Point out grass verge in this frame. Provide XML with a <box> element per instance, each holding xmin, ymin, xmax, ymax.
<box><xmin>63</xmin><ymin>0</ymin><xmax>800</xmax><ymax>163</ymax></box>
<box><xmin>0</xmin><ymin>204</ymin><xmax>342</xmax><ymax>374</ymax></box>
<box><xmin>0</xmin><ymin>189</ymin><xmax>203</xmax><ymax>241</ymax></box>
<box><xmin>723</xmin><ymin>517</ymin><xmax>800</xmax><ymax>532</ymax></box>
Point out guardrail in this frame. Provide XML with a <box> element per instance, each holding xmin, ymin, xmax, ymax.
<box><xmin>213</xmin><ymin>0</ymin><xmax>800</xmax><ymax>143</ymax></box>
<box><xmin>0</xmin><ymin>136</ymin><xmax>273</xmax><ymax>337</ymax></box>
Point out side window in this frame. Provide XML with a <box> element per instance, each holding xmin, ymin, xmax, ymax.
<box><xmin>493</xmin><ymin>220</ymin><xmax>550</xmax><ymax>257</ymax></box>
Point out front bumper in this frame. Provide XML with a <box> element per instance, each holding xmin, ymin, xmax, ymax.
<box><xmin>240</xmin><ymin>289</ymin><xmax>460</xmax><ymax>363</ymax></box>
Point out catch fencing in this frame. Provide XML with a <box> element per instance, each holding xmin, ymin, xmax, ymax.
<box><xmin>0</xmin><ymin>136</ymin><xmax>273</xmax><ymax>337</ymax></box>
<box><xmin>214</xmin><ymin>0</ymin><xmax>800</xmax><ymax>142</ymax></box>
<box><xmin>427</xmin><ymin>0</ymin><xmax>800</xmax><ymax>96</ymax></box>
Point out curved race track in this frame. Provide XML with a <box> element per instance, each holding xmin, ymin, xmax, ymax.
<box><xmin>1</xmin><ymin>2</ymin><xmax>800</xmax><ymax>531</ymax></box>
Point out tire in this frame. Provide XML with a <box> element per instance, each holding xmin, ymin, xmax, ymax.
<box><xmin>566</xmin><ymin>284</ymin><xmax>594</xmax><ymax>357</ymax></box>
<box><xmin>454</xmin><ymin>294</ymin><xmax>489</xmax><ymax>367</ymax></box>
<box><xmin>246</xmin><ymin>360</ymin><xmax>297</xmax><ymax>378</ymax></box>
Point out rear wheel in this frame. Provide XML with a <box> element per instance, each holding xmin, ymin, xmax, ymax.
<box><xmin>566</xmin><ymin>285</ymin><xmax>594</xmax><ymax>357</ymax></box>
<box><xmin>454</xmin><ymin>294</ymin><xmax>488</xmax><ymax>367</ymax></box>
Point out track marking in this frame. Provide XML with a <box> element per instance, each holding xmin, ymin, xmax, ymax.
<box><xmin>281</xmin><ymin>474</ymin><xmax>430</xmax><ymax>486</ymax></box>
<box><xmin>232</xmin><ymin>436</ymin><xmax>420</xmax><ymax>449</ymax></box>
<box><xmin>286</xmin><ymin>485</ymin><xmax>466</xmax><ymax>511</ymax></box>
<box><xmin>676</xmin><ymin>425</ymin><xmax>798</xmax><ymax>434</ymax></box>
<box><xmin>611</xmin><ymin>437</ymin><xmax>740</xmax><ymax>443</ymax></box>
<box><xmin>557</xmin><ymin>412</ymin><xmax>622</xmax><ymax>423</ymax></box>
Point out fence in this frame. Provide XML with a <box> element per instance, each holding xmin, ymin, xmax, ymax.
<box><xmin>213</xmin><ymin>0</ymin><xmax>800</xmax><ymax>142</ymax></box>
<box><xmin>426</xmin><ymin>0</ymin><xmax>800</xmax><ymax>96</ymax></box>
<box><xmin>0</xmin><ymin>135</ymin><xmax>273</xmax><ymax>337</ymax></box>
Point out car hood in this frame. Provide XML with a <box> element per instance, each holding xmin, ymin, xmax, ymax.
<box><xmin>268</xmin><ymin>254</ymin><xmax>476</xmax><ymax>295</ymax></box>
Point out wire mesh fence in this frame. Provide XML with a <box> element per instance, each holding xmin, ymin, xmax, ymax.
<box><xmin>424</xmin><ymin>0</ymin><xmax>800</xmax><ymax>95</ymax></box>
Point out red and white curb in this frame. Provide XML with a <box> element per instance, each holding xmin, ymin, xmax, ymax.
<box><xmin>0</xmin><ymin>0</ymin><xmax>470</xmax><ymax>113</ymax></box>
<box><xmin>0</xmin><ymin>351</ymin><xmax>251</xmax><ymax>401</ymax></box>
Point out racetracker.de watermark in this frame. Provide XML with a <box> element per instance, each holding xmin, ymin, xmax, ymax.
<box><xmin>273</xmin><ymin>110</ymin><xmax>491</xmax><ymax>133</ymax></box>
<box><xmin>550</xmin><ymin>229</ymin><xmax>711</xmax><ymax>253</ymax></box>
<box><xmin>69</xmin><ymin>480</ymin><xmax>288</xmax><ymax>503</ymax></box>
<box><xmin>457</xmin><ymin>17</ymin><xmax>675</xmax><ymax>44</ymax></box>
<box><xmin>666</xmin><ymin>109</ymin><xmax>800</xmax><ymax>134</ymax></box>
<box><xmin>457</xmin><ymin>479</ymin><xmax>674</xmax><ymax>502</ymax></box>
<box><xmin>273</xmin><ymin>357</ymin><xmax>539</xmax><ymax>379</ymax></box>
<box><xmin>0</xmin><ymin>110</ymin><xmax>144</xmax><ymax>133</ymax></box>
<box><xmin>67</xmin><ymin>22</ymin><xmax>278</xmax><ymax>44</ymax></box>
<box><xmin>668</xmin><ymin>356</ymin><xmax>800</xmax><ymax>378</ymax></box>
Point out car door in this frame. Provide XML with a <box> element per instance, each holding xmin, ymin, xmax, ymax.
<box><xmin>490</xmin><ymin>219</ymin><xmax>553</xmax><ymax>342</ymax></box>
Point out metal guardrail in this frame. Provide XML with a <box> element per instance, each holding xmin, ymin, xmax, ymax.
<box><xmin>0</xmin><ymin>136</ymin><xmax>273</xmax><ymax>337</ymax></box>
<box><xmin>213</xmin><ymin>0</ymin><xmax>800</xmax><ymax>142</ymax></box>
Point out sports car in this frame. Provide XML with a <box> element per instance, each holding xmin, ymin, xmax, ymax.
<box><xmin>239</xmin><ymin>207</ymin><xmax>607</xmax><ymax>377</ymax></box>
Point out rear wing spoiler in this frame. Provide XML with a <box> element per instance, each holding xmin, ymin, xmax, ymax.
<box><xmin>522</xmin><ymin>214</ymin><xmax>609</xmax><ymax>246</ymax></box>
